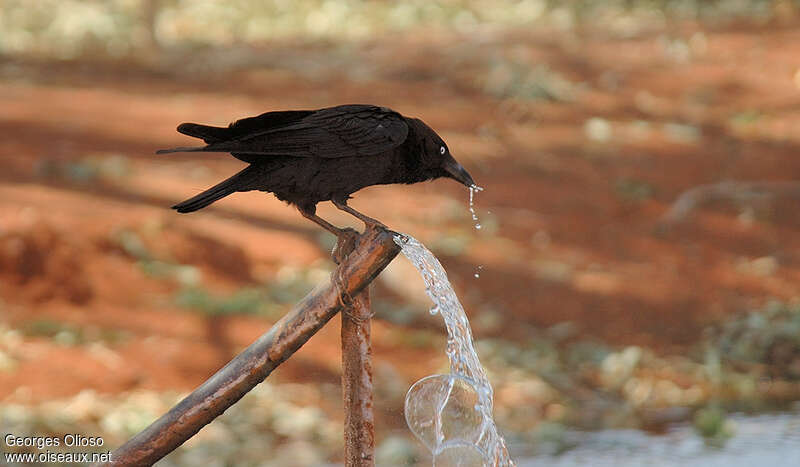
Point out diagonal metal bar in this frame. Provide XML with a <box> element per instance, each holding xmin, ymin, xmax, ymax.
<box><xmin>95</xmin><ymin>226</ymin><xmax>400</xmax><ymax>467</ymax></box>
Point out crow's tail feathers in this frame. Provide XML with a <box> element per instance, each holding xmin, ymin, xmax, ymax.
<box><xmin>155</xmin><ymin>146</ymin><xmax>207</xmax><ymax>154</ymax></box>
<box><xmin>172</xmin><ymin>166</ymin><xmax>257</xmax><ymax>213</ymax></box>
<box><xmin>155</xmin><ymin>142</ymin><xmax>239</xmax><ymax>154</ymax></box>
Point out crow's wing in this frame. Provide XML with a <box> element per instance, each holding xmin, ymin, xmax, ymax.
<box><xmin>205</xmin><ymin>105</ymin><xmax>409</xmax><ymax>158</ymax></box>
<box><xmin>178</xmin><ymin>110</ymin><xmax>315</xmax><ymax>144</ymax></box>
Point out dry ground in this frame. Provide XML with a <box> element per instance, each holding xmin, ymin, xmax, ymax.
<box><xmin>1</xmin><ymin>19</ymin><xmax>800</xmax><ymax>412</ymax></box>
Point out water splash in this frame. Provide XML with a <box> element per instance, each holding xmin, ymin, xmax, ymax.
<box><xmin>469</xmin><ymin>185</ymin><xmax>484</xmax><ymax>231</ymax></box>
<box><xmin>394</xmin><ymin>233</ymin><xmax>514</xmax><ymax>466</ymax></box>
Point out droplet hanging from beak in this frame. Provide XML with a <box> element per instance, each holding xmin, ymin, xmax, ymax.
<box><xmin>468</xmin><ymin>184</ymin><xmax>484</xmax><ymax>231</ymax></box>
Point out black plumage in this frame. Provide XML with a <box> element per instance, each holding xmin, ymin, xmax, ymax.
<box><xmin>157</xmin><ymin>104</ymin><xmax>476</xmax><ymax>235</ymax></box>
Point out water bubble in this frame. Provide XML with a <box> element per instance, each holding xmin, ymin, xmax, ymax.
<box><xmin>434</xmin><ymin>442</ymin><xmax>486</xmax><ymax>467</ymax></box>
<box><xmin>405</xmin><ymin>375</ymin><xmax>485</xmax><ymax>450</ymax></box>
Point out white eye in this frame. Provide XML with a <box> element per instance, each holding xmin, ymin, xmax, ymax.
<box><xmin>439</xmin><ymin>146</ymin><xmax>446</xmax><ymax>155</ymax></box>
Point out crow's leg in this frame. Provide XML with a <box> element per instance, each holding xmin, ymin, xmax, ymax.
<box><xmin>299</xmin><ymin>207</ymin><xmax>347</xmax><ymax>236</ymax></box>
<box><xmin>331</xmin><ymin>197</ymin><xmax>386</xmax><ymax>230</ymax></box>
<box><xmin>299</xmin><ymin>205</ymin><xmax>358</xmax><ymax>265</ymax></box>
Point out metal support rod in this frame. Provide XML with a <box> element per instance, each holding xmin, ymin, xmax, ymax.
<box><xmin>96</xmin><ymin>226</ymin><xmax>400</xmax><ymax>467</ymax></box>
<box><xmin>341</xmin><ymin>288</ymin><xmax>375</xmax><ymax>466</ymax></box>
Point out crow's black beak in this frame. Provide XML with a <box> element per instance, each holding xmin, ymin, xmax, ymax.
<box><xmin>442</xmin><ymin>156</ymin><xmax>476</xmax><ymax>187</ymax></box>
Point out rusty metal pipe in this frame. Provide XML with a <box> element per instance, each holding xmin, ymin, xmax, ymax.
<box><xmin>341</xmin><ymin>289</ymin><xmax>375</xmax><ymax>466</ymax></box>
<box><xmin>96</xmin><ymin>226</ymin><xmax>400</xmax><ymax>467</ymax></box>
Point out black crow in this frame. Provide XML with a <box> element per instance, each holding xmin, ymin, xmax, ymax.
<box><xmin>157</xmin><ymin>104</ymin><xmax>476</xmax><ymax>235</ymax></box>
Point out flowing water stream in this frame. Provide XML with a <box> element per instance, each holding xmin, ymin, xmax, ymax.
<box><xmin>394</xmin><ymin>233</ymin><xmax>513</xmax><ymax>466</ymax></box>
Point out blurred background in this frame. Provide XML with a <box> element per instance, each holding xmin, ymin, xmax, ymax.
<box><xmin>1</xmin><ymin>0</ymin><xmax>800</xmax><ymax>465</ymax></box>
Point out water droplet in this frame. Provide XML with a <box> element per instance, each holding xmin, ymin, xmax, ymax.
<box><xmin>474</xmin><ymin>273</ymin><xmax>480</xmax><ymax>278</ymax></box>
<box><xmin>468</xmin><ymin>185</ymin><xmax>484</xmax><ymax>231</ymax></box>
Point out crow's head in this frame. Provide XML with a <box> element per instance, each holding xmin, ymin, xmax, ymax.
<box><xmin>411</xmin><ymin>118</ymin><xmax>476</xmax><ymax>188</ymax></box>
